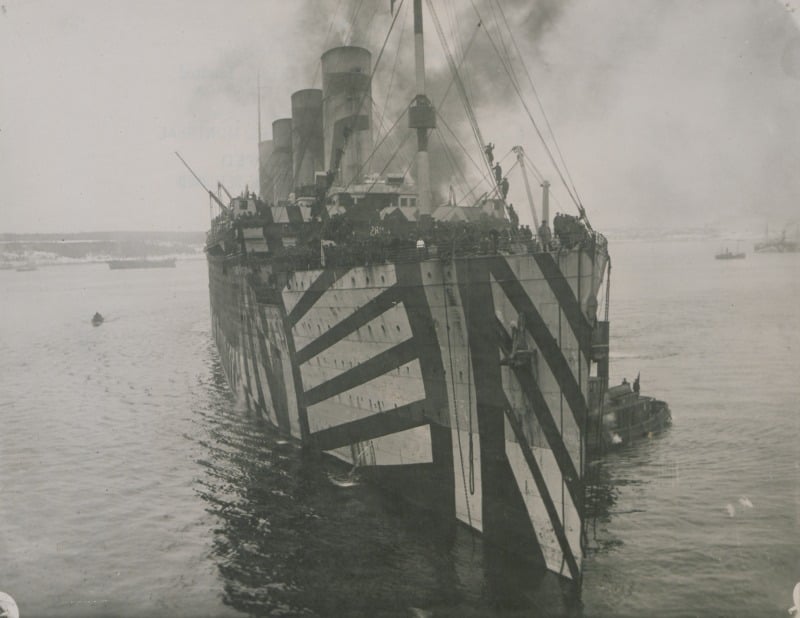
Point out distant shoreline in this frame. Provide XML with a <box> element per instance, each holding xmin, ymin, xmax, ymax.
<box><xmin>0</xmin><ymin>231</ymin><xmax>206</xmax><ymax>242</ymax></box>
<box><xmin>0</xmin><ymin>231</ymin><xmax>205</xmax><ymax>267</ymax></box>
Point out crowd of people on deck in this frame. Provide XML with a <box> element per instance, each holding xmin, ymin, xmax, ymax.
<box><xmin>210</xmin><ymin>183</ymin><xmax>603</xmax><ymax>271</ymax></box>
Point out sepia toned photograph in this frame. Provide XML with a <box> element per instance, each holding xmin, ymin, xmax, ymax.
<box><xmin>1</xmin><ymin>1</ymin><xmax>799</xmax><ymax>616</ymax></box>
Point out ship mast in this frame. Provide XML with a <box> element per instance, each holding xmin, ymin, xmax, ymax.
<box><xmin>409</xmin><ymin>0</ymin><xmax>436</xmax><ymax>218</ymax></box>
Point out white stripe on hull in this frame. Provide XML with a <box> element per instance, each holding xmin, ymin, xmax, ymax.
<box><xmin>506</xmin><ymin>439</ymin><xmax>577</xmax><ymax>578</ymax></box>
<box><xmin>326</xmin><ymin>424</ymin><xmax>433</xmax><ymax>466</ymax></box>
<box><xmin>491</xmin><ymin>265</ymin><xmax>582</xmax><ymax>469</ymax></box>
<box><xmin>298</xmin><ymin>303</ymin><xmax>412</xmax><ymax>390</ymax></box>
<box><xmin>306</xmin><ymin>359</ymin><xmax>424</xmax><ymax>431</ymax></box>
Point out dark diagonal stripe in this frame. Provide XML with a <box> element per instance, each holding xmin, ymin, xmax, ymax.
<box><xmin>265</xmin><ymin>304</ymin><xmax>310</xmax><ymax>440</ymax></box>
<box><xmin>254</xmin><ymin>319</ymin><xmax>292</xmax><ymax>434</ymax></box>
<box><xmin>394</xmin><ymin>263</ymin><xmax>450</xmax><ymax>425</ymax></box>
<box><xmin>491</xmin><ymin>257</ymin><xmax>588</xmax><ymax>430</ymax></box>
<box><xmin>502</xmin><ymin>398</ymin><xmax>581</xmax><ymax>582</ymax></box>
<box><xmin>303</xmin><ymin>338</ymin><xmax>418</xmax><ymax>407</ymax></box>
<box><xmin>287</xmin><ymin>269</ymin><xmax>338</xmax><ymax>327</ymax></box>
<box><xmin>496</xmin><ymin>318</ymin><xmax>582</xmax><ymax>512</ymax></box>
<box><xmin>246</xmin><ymin>313</ymin><xmax>268</xmax><ymax>415</ymax></box>
<box><xmin>295</xmin><ymin>284</ymin><xmax>404</xmax><ymax>365</ymax></box>
<box><xmin>454</xmin><ymin>257</ymin><xmax>546</xmax><ymax>565</ymax></box>
<box><xmin>395</xmin><ymin>262</ymin><xmax>455</xmax><ymax>519</ymax></box>
<box><xmin>310</xmin><ymin>401</ymin><xmax>429</xmax><ymax>451</ymax></box>
<box><xmin>533</xmin><ymin>252</ymin><xmax>592</xmax><ymax>356</ymax></box>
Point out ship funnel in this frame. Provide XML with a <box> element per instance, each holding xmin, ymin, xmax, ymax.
<box><xmin>321</xmin><ymin>46</ymin><xmax>372</xmax><ymax>187</ymax></box>
<box><xmin>272</xmin><ymin>118</ymin><xmax>293</xmax><ymax>203</ymax></box>
<box><xmin>258</xmin><ymin>139</ymin><xmax>274</xmax><ymax>203</ymax></box>
<box><xmin>291</xmin><ymin>89</ymin><xmax>324</xmax><ymax>196</ymax></box>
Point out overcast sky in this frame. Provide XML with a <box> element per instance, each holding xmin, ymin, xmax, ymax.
<box><xmin>1</xmin><ymin>0</ymin><xmax>799</xmax><ymax>233</ymax></box>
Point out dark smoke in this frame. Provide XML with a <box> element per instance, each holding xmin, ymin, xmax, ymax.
<box><xmin>191</xmin><ymin>0</ymin><xmax>800</xmax><ymax>230</ymax></box>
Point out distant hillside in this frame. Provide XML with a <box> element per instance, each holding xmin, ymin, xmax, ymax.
<box><xmin>0</xmin><ymin>231</ymin><xmax>205</xmax><ymax>266</ymax></box>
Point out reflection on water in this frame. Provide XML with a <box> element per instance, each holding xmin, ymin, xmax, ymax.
<box><xmin>195</xmin><ymin>351</ymin><xmax>581</xmax><ymax>617</ymax></box>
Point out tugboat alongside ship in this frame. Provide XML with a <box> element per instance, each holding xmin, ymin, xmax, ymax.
<box><xmin>588</xmin><ymin>375</ymin><xmax>671</xmax><ymax>452</ymax></box>
<box><xmin>184</xmin><ymin>0</ymin><xmax>674</xmax><ymax>585</ymax></box>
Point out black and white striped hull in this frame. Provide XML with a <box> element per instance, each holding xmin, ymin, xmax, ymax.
<box><xmin>207</xmin><ymin>246</ymin><xmax>608</xmax><ymax>581</ymax></box>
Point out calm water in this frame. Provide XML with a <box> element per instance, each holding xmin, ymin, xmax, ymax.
<box><xmin>0</xmin><ymin>242</ymin><xmax>798</xmax><ymax>617</ymax></box>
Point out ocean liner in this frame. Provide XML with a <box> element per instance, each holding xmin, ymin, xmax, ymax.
<box><xmin>198</xmin><ymin>0</ymin><xmax>610</xmax><ymax>583</ymax></box>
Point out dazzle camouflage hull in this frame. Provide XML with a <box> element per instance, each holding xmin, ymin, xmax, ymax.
<box><xmin>207</xmin><ymin>243</ymin><xmax>608</xmax><ymax>581</ymax></box>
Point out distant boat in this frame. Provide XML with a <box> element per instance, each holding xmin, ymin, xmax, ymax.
<box><xmin>715</xmin><ymin>248</ymin><xmax>745</xmax><ymax>260</ymax></box>
<box><xmin>754</xmin><ymin>225</ymin><xmax>799</xmax><ymax>253</ymax></box>
<box><xmin>107</xmin><ymin>258</ymin><xmax>176</xmax><ymax>270</ymax></box>
<box><xmin>91</xmin><ymin>312</ymin><xmax>104</xmax><ymax>326</ymax></box>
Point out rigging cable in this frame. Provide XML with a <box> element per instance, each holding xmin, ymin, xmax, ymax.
<box><xmin>425</xmin><ymin>0</ymin><xmax>495</xmax><ymax>186</ymax></box>
<box><xmin>374</xmin><ymin>0</ymin><xmax>410</xmax><ymax>145</ymax></box>
<box><xmin>345</xmin><ymin>0</ymin><xmax>367</xmax><ymax>45</ymax></box>
<box><xmin>460</xmin><ymin>150</ymin><xmax>517</xmax><ymax>207</ymax></box>
<box><xmin>467</xmin><ymin>0</ymin><xmax>584</xmax><ymax>217</ymax></box>
<box><xmin>434</xmin><ymin>113</ymin><xmax>489</xmax><ymax>200</ymax></box>
<box><xmin>361</xmin><ymin>10</ymin><xmax>485</xmax><ymax>204</ymax></box>
<box><xmin>431</xmin><ymin>128</ymin><xmax>471</xmax><ymax>205</ymax></box>
<box><xmin>311</xmin><ymin>0</ymin><xmax>347</xmax><ymax>88</ymax></box>
<box><xmin>369</xmin><ymin>93</ymin><xmax>413</xmax><ymax>172</ymax></box>
<box><xmin>465</xmin><ymin>159</ymin><xmax>520</xmax><ymax>209</ymax></box>
<box><xmin>492</xmin><ymin>0</ymin><xmax>583</xmax><ymax>209</ymax></box>
<box><xmin>362</xmin><ymin>132</ymin><xmax>414</xmax><ymax>197</ymax></box>
<box><xmin>523</xmin><ymin>150</ymin><xmax>569</xmax><ymax>216</ymax></box>
<box><xmin>342</xmin><ymin>107</ymin><xmax>409</xmax><ymax>194</ymax></box>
